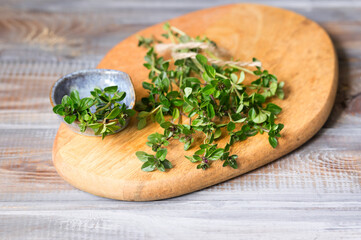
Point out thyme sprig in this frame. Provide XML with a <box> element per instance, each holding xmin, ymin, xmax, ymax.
<box><xmin>135</xmin><ymin>23</ymin><xmax>285</xmax><ymax>171</ymax></box>
<box><xmin>53</xmin><ymin>86</ymin><xmax>135</xmax><ymax>139</ymax></box>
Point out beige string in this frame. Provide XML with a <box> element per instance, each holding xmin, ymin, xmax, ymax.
<box><xmin>155</xmin><ymin>42</ymin><xmax>210</xmax><ymax>52</ymax></box>
<box><xmin>154</xmin><ymin>42</ymin><xmax>261</xmax><ymax>68</ymax></box>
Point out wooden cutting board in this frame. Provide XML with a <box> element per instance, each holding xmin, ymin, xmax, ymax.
<box><xmin>52</xmin><ymin>3</ymin><xmax>337</xmax><ymax>201</ymax></box>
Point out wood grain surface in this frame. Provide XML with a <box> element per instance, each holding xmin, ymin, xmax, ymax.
<box><xmin>0</xmin><ymin>0</ymin><xmax>360</xmax><ymax>239</ymax></box>
<box><xmin>53</xmin><ymin>3</ymin><xmax>338</xmax><ymax>201</ymax></box>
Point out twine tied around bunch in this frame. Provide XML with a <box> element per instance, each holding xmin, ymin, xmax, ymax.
<box><xmin>154</xmin><ymin>42</ymin><xmax>262</xmax><ymax>68</ymax></box>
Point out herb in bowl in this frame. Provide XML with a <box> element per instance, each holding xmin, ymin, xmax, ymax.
<box><xmin>53</xmin><ymin>86</ymin><xmax>136</xmax><ymax>139</ymax></box>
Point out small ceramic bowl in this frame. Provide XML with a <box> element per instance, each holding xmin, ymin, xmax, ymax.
<box><xmin>50</xmin><ymin>69</ymin><xmax>136</xmax><ymax>136</ymax></box>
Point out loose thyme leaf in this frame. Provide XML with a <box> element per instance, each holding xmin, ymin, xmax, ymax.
<box><xmin>269</xmin><ymin>136</ymin><xmax>278</xmax><ymax>148</ymax></box>
<box><xmin>138</xmin><ymin>118</ymin><xmax>147</xmax><ymax>130</ymax></box>
<box><xmin>156</xmin><ymin>148</ymin><xmax>167</xmax><ymax>160</ymax></box>
<box><xmin>208</xmin><ymin>148</ymin><xmax>224</xmax><ymax>161</ymax></box>
<box><xmin>136</xmin><ymin>151</ymin><xmax>150</xmax><ymax>162</ymax></box>
<box><xmin>163</xmin><ymin>160</ymin><xmax>173</xmax><ymax>169</ymax></box>
<box><xmin>141</xmin><ymin>161</ymin><xmax>156</xmax><ymax>172</ymax></box>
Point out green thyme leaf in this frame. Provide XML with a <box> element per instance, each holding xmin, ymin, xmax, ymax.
<box><xmin>104</xmin><ymin>85</ymin><xmax>118</xmax><ymax>94</ymax></box>
<box><xmin>253</xmin><ymin>111</ymin><xmax>267</xmax><ymax>124</ymax></box>
<box><xmin>64</xmin><ymin>115</ymin><xmax>76</xmax><ymax>124</ymax></box>
<box><xmin>163</xmin><ymin>159</ymin><xmax>173</xmax><ymax>169</ymax></box>
<box><xmin>106</xmin><ymin>107</ymin><xmax>121</xmax><ymax>119</ymax></box>
<box><xmin>227</xmin><ymin>122</ymin><xmax>236</xmax><ymax>132</ymax></box>
<box><xmin>269</xmin><ymin>136</ymin><xmax>278</xmax><ymax>148</ymax></box>
<box><xmin>156</xmin><ymin>148</ymin><xmax>167</xmax><ymax>160</ymax></box>
<box><xmin>141</xmin><ymin>161</ymin><xmax>156</xmax><ymax>172</ymax></box>
<box><xmin>265</xmin><ymin>103</ymin><xmax>282</xmax><ymax>115</ymax></box>
<box><xmin>136</xmin><ymin>151</ymin><xmax>150</xmax><ymax>162</ymax></box>
<box><xmin>138</xmin><ymin>118</ymin><xmax>147</xmax><ymax>129</ymax></box>
<box><xmin>196</xmin><ymin>54</ymin><xmax>208</xmax><ymax>66</ymax></box>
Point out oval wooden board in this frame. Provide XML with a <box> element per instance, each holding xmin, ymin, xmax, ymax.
<box><xmin>53</xmin><ymin>3</ymin><xmax>337</xmax><ymax>201</ymax></box>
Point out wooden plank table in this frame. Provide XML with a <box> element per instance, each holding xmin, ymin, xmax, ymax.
<box><xmin>0</xmin><ymin>0</ymin><xmax>360</xmax><ymax>239</ymax></box>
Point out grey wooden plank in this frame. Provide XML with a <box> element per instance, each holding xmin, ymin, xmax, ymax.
<box><xmin>1</xmin><ymin>5</ymin><xmax>361</xmax><ymax>59</ymax></box>
<box><xmin>5</xmin><ymin>0</ymin><xmax>361</xmax><ymax>11</ymax></box>
<box><xmin>1</xmin><ymin>200</ymin><xmax>361</xmax><ymax>240</ymax></box>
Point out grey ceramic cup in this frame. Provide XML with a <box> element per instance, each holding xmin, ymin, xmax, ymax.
<box><xmin>50</xmin><ymin>69</ymin><xmax>136</xmax><ymax>136</ymax></box>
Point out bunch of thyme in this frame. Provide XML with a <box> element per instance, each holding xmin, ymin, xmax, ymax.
<box><xmin>134</xmin><ymin>23</ymin><xmax>285</xmax><ymax>172</ymax></box>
